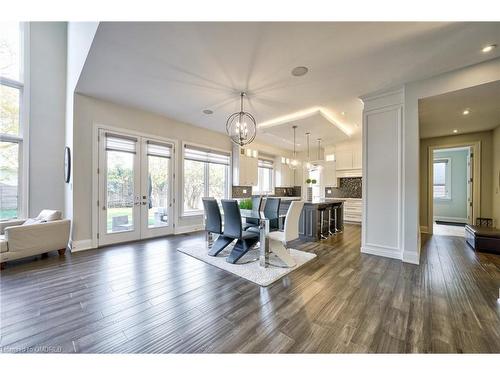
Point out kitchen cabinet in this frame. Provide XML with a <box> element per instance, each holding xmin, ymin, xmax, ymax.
<box><xmin>323</xmin><ymin>160</ymin><xmax>337</xmax><ymax>187</ymax></box>
<box><xmin>333</xmin><ymin>141</ymin><xmax>362</xmax><ymax>177</ymax></box>
<box><xmin>352</xmin><ymin>147</ymin><xmax>362</xmax><ymax>169</ymax></box>
<box><xmin>343</xmin><ymin>198</ymin><xmax>362</xmax><ymax>223</ymax></box>
<box><xmin>335</xmin><ymin>149</ymin><xmax>353</xmax><ymax>170</ymax></box>
<box><xmin>232</xmin><ymin>146</ymin><xmax>258</xmax><ymax>186</ymax></box>
<box><xmin>275</xmin><ymin>157</ymin><xmax>293</xmax><ymax>187</ymax></box>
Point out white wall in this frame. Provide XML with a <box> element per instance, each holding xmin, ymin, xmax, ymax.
<box><xmin>29</xmin><ymin>22</ymin><xmax>67</xmax><ymax>216</ymax></box>
<box><xmin>65</xmin><ymin>22</ymin><xmax>98</xmax><ymax>228</ymax></box>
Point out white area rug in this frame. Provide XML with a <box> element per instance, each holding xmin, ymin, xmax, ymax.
<box><xmin>177</xmin><ymin>244</ymin><xmax>317</xmax><ymax>287</ymax></box>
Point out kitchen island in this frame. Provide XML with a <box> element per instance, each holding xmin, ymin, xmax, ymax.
<box><xmin>279</xmin><ymin>198</ymin><xmax>345</xmax><ymax>241</ymax></box>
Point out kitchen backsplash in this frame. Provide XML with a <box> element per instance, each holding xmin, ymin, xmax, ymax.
<box><xmin>275</xmin><ymin>186</ymin><xmax>302</xmax><ymax>197</ymax></box>
<box><xmin>325</xmin><ymin>177</ymin><xmax>362</xmax><ymax>198</ymax></box>
<box><xmin>232</xmin><ymin>186</ymin><xmax>253</xmax><ymax>198</ymax></box>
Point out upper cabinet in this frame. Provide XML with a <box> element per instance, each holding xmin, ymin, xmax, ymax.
<box><xmin>326</xmin><ymin>140</ymin><xmax>362</xmax><ymax>177</ymax></box>
<box><xmin>323</xmin><ymin>160</ymin><xmax>337</xmax><ymax>187</ymax></box>
<box><xmin>275</xmin><ymin>156</ymin><xmax>293</xmax><ymax>187</ymax></box>
<box><xmin>232</xmin><ymin>145</ymin><xmax>258</xmax><ymax>186</ymax></box>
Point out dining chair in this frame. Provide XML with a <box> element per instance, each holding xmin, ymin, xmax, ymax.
<box><xmin>267</xmin><ymin>200</ymin><xmax>305</xmax><ymax>267</ymax></box>
<box><xmin>202</xmin><ymin>198</ymin><xmax>234</xmax><ymax>257</ymax></box>
<box><xmin>264</xmin><ymin>197</ymin><xmax>281</xmax><ymax>231</ymax></box>
<box><xmin>221</xmin><ymin>199</ymin><xmax>259</xmax><ymax>264</ymax></box>
<box><xmin>243</xmin><ymin>196</ymin><xmax>263</xmax><ymax>230</ymax></box>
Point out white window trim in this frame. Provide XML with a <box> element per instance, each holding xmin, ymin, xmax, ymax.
<box><xmin>433</xmin><ymin>157</ymin><xmax>452</xmax><ymax>201</ymax></box>
<box><xmin>181</xmin><ymin>141</ymin><xmax>231</xmax><ymax>217</ymax></box>
<box><xmin>0</xmin><ymin>22</ymin><xmax>29</xmax><ymax>220</ymax></box>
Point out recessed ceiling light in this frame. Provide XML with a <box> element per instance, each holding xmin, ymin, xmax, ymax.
<box><xmin>341</xmin><ymin>111</ymin><xmax>346</xmax><ymax>116</ymax></box>
<box><xmin>462</xmin><ymin>109</ymin><xmax>470</xmax><ymax>115</ymax></box>
<box><xmin>482</xmin><ymin>44</ymin><xmax>497</xmax><ymax>53</ymax></box>
<box><xmin>291</xmin><ymin>66</ymin><xmax>309</xmax><ymax>77</ymax></box>
<box><xmin>202</xmin><ymin>109</ymin><xmax>213</xmax><ymax>115</ymax></box>
<box><xmin>453</xmin><ymin>129</ymin><xmax>458</xmax><ymax>133</ymax></box>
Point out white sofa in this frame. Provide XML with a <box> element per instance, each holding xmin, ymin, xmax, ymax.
<box><xmin>0</xmin><ymin>210</ymin><xmax>71</xmax><ymax>268</ymax></box>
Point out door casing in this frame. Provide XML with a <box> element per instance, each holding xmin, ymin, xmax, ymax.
<box><xmin>426</xmin><ymin>141</ymin><xmax>481</xmax><ymax>235</ymax></box>
<box><xmin>92</xmin><ymin>124</ymin><xmax>178</xmax><ymax>248</ymax></box>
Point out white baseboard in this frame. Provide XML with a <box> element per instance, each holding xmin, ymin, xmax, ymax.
<box><xmin>175</xmin><ymin>224</ymin><xmax>204</xmax><ymax>235</ymax></box>
<box><xmin>70</xmin><ymin>239</ymin><xmax>94</xmax><ymax>252</ymax></box>
<box><xmin>402</xmin><ymin>250</ymin><xmax>420</xmax><ymax>265</ymax></box>
<box><xmin>433</xmin><ymin>216</ymin><xmax>468</xmax><ymax>223</ymax></box>
<box><xmin>361</xmin><ymin>244</ymin><xmax>401</xmax><ymax>261</ymax></box>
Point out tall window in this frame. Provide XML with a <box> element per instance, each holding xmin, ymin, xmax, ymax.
<box><xmin>253</xmin><ymin>158</ymin><xmax>274</xmax><ymax>194</ymax></box>
<box><xmin>183</xmin><ymin>144</ymin><xmax>230</xmax><ymax>215</ymax></box>
<box><xmin>1</xmin><ymin>22</ymin><xmax>27</xmax><ymax>220</ymax></box>
<box><xmin>433</xmin><ymin>158</ymin><xmax>451</xmax><ymax>200</ymax></box>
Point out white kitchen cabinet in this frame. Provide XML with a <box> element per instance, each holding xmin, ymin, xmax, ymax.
<box><xmin>323</xmin><ymin>160</ymin><xmax>337</xmax><ymax>187</ymax></box>
<box><xmin>335</xmin><ymin>149</ymin><xmax>353</xmax><ymax>170</ymax></box>
<box><xmin>232</xmin><ymin>146</ymin><xmax>258</xmax><ymax>186</ymax></box>
<box><xmin>334</xmin><ymin>140</ymin><xmax>362</xmax><ymax>176</ymax></box>
<box><xmin>352</xmin><ymin>144</ymin><xmax>362</xmax><ymax>170</ymax></box>
<box><xmin>343</xmin><ymin>198</ymin><xmax>362</xmax><ymax>223</ymax></box>
<box><xmin>275</xmin><ymin>157</ymin><xmax>296</xmax><ymax>187</ymax></box>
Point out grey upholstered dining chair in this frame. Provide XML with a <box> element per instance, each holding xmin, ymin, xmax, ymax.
<box><xmin>221</xmin><ymin>199</ymin><xmax>259</xmax><ymax>264</ymax></box>
<box><xmin>243</xmin><ymin>196</ymin><xmax>263</xmax><ymax>230</ymax></box>
<box><xmin>264</xmin><ymin>197</ymin><xmax>281</xmax><ymax>231</ymax></box>
<box><xmin>202</xmin><ymin>198</ymin><xmax>234</xmax><ymax>257</ymax></box>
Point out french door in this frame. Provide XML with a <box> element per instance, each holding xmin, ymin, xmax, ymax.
<box><xmin>97</xmin><ymin>129</ymin><xmax>174</xmax><ymax>246</ymax></box>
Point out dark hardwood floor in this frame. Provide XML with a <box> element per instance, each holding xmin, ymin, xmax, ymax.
<box><xmin>1</xmin><ymin>225</ymin><xmax>499</xmax><ymax>353</ymax></box>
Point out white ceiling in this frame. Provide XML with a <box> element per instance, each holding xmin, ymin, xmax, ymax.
<box><xmin>419</xmin><ymin>80</ymin><xmax>500</xmax><ymax>138</ymax></box>
<box><xmin>77</xmin><ymin>22</ymin><xmax>500</xmax><ymax>149</ymax></box>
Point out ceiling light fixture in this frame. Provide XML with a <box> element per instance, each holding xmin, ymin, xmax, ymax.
<box><xmin>291</xmin><ymin>66</ymin><xmax>309</xmax><ymax>77</ymax></box>
<box><xmin>341</xmin><ymin>111</ymin><xmax>346</xmax><ymax>116</ymax></box>
<box><xmin>462</xmin><ymin>109</ymin><xmax>470</xmax><ymax>115</ymax></box>
<box><xmin>202</xmin><ymin>109</ymin><xmax>213</xmax><ymax>115</ymax></box>
<box><xmin>482</xmin><ymin>44</ymin><xmax>497</xmax><ymax>53</ymax></box>
<box><xmin>226</xmin><ymin>92</ymin><xmax>257</xmax><ymax>147</ymax></box>
<box><xmin>453</xmin><ymin>129</ymin><xmax>458</xmax><ymax>134</ymax></box>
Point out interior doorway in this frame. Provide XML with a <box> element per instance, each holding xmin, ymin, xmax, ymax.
<box><xmin>428</xmin><ymin>142</ymin><xmax>480</xmax><ymax>237</ymax></box>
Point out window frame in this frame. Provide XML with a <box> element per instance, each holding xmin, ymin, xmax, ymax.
<box><xmin>253</xmin><ymin>159</ymin><xmax>274</xmax><ymax>195</ymax></box>
<box><xmin>0</xmin><ymin>22</ymin><xmax>29</xmax><ymax>220</ymax></box>
<box><xmin>433</xmin><ymin>157</ymin><xmax>452</xmax><ymax>201</ymax></box>
<box><xmin>181</xmin><ymin>142</ymin><xmax>231</xmax><ymax>217</ymax></box>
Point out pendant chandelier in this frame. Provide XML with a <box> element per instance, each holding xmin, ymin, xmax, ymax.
<box><xmin>305</xmin><ymin>132</ymin><xmax>312</xmax><ymax>170</ymax></box>
<box><xmin>290</xmin><ymin>125</ymin><xmax>299</xmax><ymax>169</ymax></box>
<box><xmin>226</xmin><ymin>92</ymin><xmax>257</xmax><ymax>147</ymax></box>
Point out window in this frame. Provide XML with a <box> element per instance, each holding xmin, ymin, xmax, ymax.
<box><xmin>183</xmin><ymin>144</ymin><xmax>230</xmax><ymax>215</ymax></box>
<box><xmin>253</xmin><ymin>158</ymin><xmax>274</xmax><ymax>194</ymax></box>
<box><xmin>433</xmin><ymin>158</ymin><xmax>451</xmax><ymax>200</ymax></box>
<box><xmin>1</xmin><ymin>22</ymin><xmax>28</xmax><ymax>220</ymax></box>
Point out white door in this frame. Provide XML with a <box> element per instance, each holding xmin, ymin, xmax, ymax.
<box><xmin>98</xmin><ymin>130</ymin><xmax>174</xmax><ymax>246</ymax></box>
<box><xmin>140</xmin><ymin>139</ymin><xmax>174</xmax><ymax>239</ymax></box>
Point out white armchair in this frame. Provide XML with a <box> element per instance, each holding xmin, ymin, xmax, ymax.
<box><xmin>0</xmin><ymin>210</ymin><xmax>71</xmax><ymax>268</ymax></box>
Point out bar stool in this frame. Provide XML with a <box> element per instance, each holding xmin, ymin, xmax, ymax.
<box><xmin>318</xmin><ymin>206</ymin><xmax>328</xmax><ymax>240</ymax></box>
<box><xmin>333</xmin><ymin>204</ymin><xmax>342</xmax><ymax>233</ymax></box>
<box><xmin>327</xmin><ymin>206</ymin><xmax>335</xmax><ymax>236</ymax></box>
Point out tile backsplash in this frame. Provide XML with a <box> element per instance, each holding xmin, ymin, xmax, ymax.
<box><xmin>232</xmin><ymin>186</ymin><xmax>253</xmax><ymax>198</ymax></box>
<box><xmin>275</xmin><ymin>186</ymin><xmax>302</xmax><ymax>197</ymax></box>
<box><xmin>325</xmin><ymin>177</ymin><xmax>362</xmax><ymax>198</ymax></box>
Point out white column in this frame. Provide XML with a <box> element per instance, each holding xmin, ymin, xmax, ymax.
<box><xmin>360</xmin><ymin>88</ymin><xmax>412</xmax><ymax>262</ymax></box>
